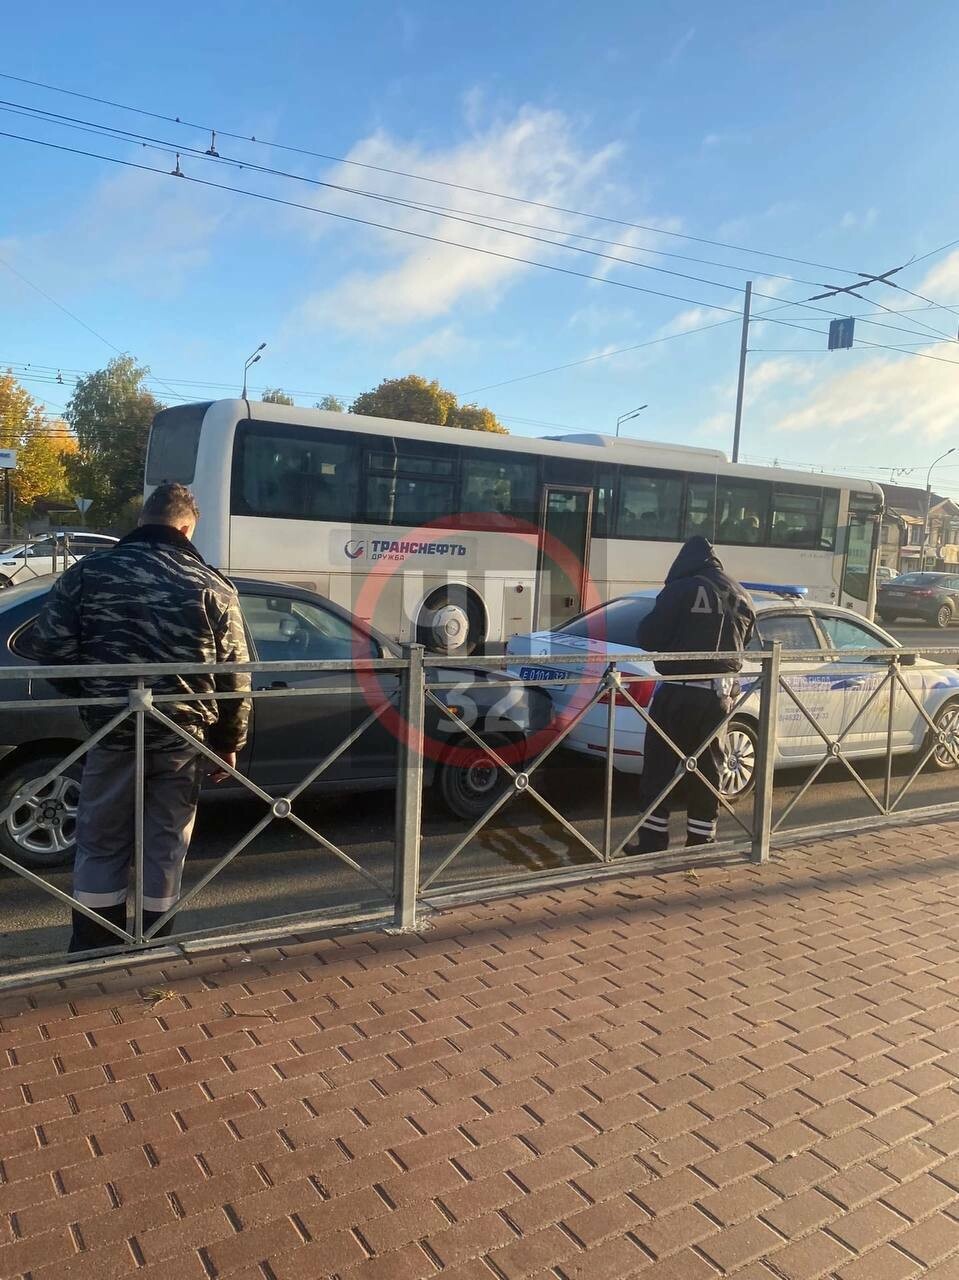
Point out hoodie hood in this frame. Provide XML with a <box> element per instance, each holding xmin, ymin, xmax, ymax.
<box><xmin>665</xmin><ymin>535</ymin><xmax>723</xmax><ymax>584</ymax></box>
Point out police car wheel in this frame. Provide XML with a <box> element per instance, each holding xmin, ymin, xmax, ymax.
<box><xmin>929</xmin><ymin>701</ymin><xmax>959</xmax><ymax>771</ymax></box>
<box><xmin>0</xmin><ymin>753</ymin><xmax>82</xmax><ymax>869</ymax></box>
<box><xmin>436</xmin><ymin>734</ymin><xmax>515</xmax><ymax>821</ymax></box>
<box><xmin>719</xmin><ymin>720</ymin><xmax>758</xmax><ymax>802</ymax></box>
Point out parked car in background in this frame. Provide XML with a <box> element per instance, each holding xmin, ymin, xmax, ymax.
<box><xmin>0</xmin><ymin>532</ymin><xmax>118</xmax><ymax>588</ymax></box>
<box><xmin>507</xmin><ymin>586</ymin><xmax>959</xmax><ymax>801</ymax></box>
<box><xmin>876</xmin><ymin>566</ymin><xmax>897</xmax><ymax>586</ymax></box>
<box><xmin>0</xmin><ymin>578</ymin><xmax>554</xmax><ymax>868</ymax></box>
<box><xmin>877</xmin><ymin>572</ymin><xmax>959</xmax><ymax>627</ymax></box>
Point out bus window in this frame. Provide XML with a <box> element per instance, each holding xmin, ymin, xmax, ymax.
<box><xmin>146</xmin><ymin>403</ymin><xmax>211</xmax><ymax>485</ymax></box>
<box><xmin>460</xmin><ymin>451</ymin><xmax>537</xmax><ymax>522</ymax></box>
<box><xmin>770</xmin><ymin>485</ymin><xmax>822</xmax><ymax>549</ymax></box>
<box><xmin>820</xmin><ymin>491</ymin><xmax>839</xmax><ymax>550</ymax></box>
<box><xmin>617</xmin><ymin>470</ymin><xmax>682</xmax><ymax>540</ymax></box>
<box><xmin>714</xmin><ymin>479</ymin><xmax>769</xmax><ymax>545</ymax></box>
<box><xmin>365</xmin><ymin>442</ymin><xmax>456</xmax><ymax>524</ymax></box>
<box><xmin>592</xmin><ymin>467</ymin><xmax>616</xmax><ymax>537</ymax></box>
<box><xmin>684</xmin><ymin>477</ymin><xmax>716</xmax><ymax>539</ymax></box>
<box><xmin>232</xmin><ymin>422</ymin><xmax>359</xmax><ymax>521</ymax></box>
<box><xmin>367</xmin><ymin>474</ymin><xmax>456</xmax><ymax>523</ymax></box>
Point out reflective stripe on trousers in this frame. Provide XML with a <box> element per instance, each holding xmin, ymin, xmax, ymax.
<box><xmin>74</xmin><ymin>744</ymin><xmax>201</xmax><ymax>915</ymax></box>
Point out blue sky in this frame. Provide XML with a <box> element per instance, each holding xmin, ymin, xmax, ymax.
<box><xmin>3</xmin><ymin>1</ymin><xmax>959</xmax><ymax>493</ymax></box>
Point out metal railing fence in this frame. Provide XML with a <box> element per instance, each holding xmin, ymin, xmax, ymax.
<box><xmin>0</xmin><ymin>636</ymin><xmax>958</xmax><ymax>983</ymax></box>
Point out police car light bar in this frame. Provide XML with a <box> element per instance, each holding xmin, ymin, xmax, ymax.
<box><xmin>742</xmin><ymin>581</ymin><xmax>808</xmax><ymax>599</ymax></box>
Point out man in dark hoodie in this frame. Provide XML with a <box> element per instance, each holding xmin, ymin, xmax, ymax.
<box><xmin>29</xmin><ymin>482</ymin><xmax>251</xmax><ymax>952</ymax></box>
<box><xmin>626</xmin><ymin>536</ymin><xmax>755</xmax><ymax>853</ymax></box>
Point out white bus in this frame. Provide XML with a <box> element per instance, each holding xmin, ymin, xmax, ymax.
<box><xmin>145</xmin><ymin>399</ymin><xmax>883</xmax><ymax>652</ymax></box>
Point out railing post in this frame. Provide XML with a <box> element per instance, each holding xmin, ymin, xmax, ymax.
<box><xmin>883</xmin><ymin>655</ymin><xmax>898</xmax><ymax>813</ymax></box>
<box><xmin>603</xmin><ymin>665</ymin><xmax>619</xmax><ymax>862</ymax></box>
<box><xmin>130</xmin><ymin>680</ymin><xmax>152</xmax><ymax>945</ymax></box>
<box><xmin>751</xmin><ymin>641</ymin><xmax>781</xmax><ymax>864</ymax></box>
<box><xmin>394</xmin><ymin>644</ymin><xmax>425</xmax><ymax>930</ymax></box>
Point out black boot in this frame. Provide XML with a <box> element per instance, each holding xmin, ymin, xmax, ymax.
<box><xmin>624</xmin><ymin>823</ymin><xmax>670</xmax><ymax>855</ymax></box>
<box><xmin>68</xmin><ymin>903</ymin><xmax>127</xmax><ymax>955</ymax></box>
<box><xmin>142</xmin><ymin>909</ymin><xmax>177</xmax><ymax>941</ymax></box>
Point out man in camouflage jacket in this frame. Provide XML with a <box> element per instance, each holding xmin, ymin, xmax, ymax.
<box><xmin>29</xmin><ymin>482</ymin><xmax>251</xmax><ymax>952</ymax></box>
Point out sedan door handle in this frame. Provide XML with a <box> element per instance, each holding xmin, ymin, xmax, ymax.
<box><xmin>256</xmin><ymin>681</ymin><xmax>289</xmax><ymax>690</ymax></box>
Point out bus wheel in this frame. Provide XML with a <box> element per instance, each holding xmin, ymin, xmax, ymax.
<box><xmin>417</xmin><ymin>588</ymin><xmax>484</xmax><ymax>655</ymax></box>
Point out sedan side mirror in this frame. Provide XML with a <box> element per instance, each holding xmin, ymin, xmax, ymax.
<box><xmin>899</xmin><ymin>651</ymin><xmax>917</xmax><ymax>667</ymax></box>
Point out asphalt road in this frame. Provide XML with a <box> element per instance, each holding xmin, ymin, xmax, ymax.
<box><xmin>889</xmin><ymin>620</ymin><xmax>959</xmax><ymax>657</ymax></box>
<box><xmin>2</xmin><ymin>742</ymin><xmax>956</xmax><ymax>965</ymax></box>
<box><xmin>1</xmin><ymin>617</ymin><xmax>956</xmax><ymax>966</ymax></box>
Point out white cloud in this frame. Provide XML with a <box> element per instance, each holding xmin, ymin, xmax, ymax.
<box><xmin>747</xmin><ymin>357</ymin><xmax>815</xmax><ymax>401</ymax></box>
<box><xmin>296</xmin><ymin>105</ymin><xmax>625</xmax><ymax>333</ymax></box>
<box><xmin>665</xmin><ymin>26</ymin><xmax>696</xmax><ymax>65</ymax></box>
<box><xmin>391</xmin><ymin>325</ymin><xmax>473</xmax><ymax>368</ymax></box>
<box><xmin>918</xmin><ymin>250</ymin><xmax>959</xmax><ymax>300</ymax></box>
<box><xmin>701</xmin><ymin>132</ymin><xmax>751</xmax><ymax>150</ymax></box>
<box><xmin>695</xmin><ymin>412</ymin><xmax>729</xmax><ymax>440</ymax></box>
<box><xmin>2</xmin><ymin>166</ymin><xmax>226</xmax><ymax>302</ymax></box>
<box><xmin>566</xmin><ymin>303</ymin><xmax>638</xmax><ymax>332</ymax></box>
<box><xmin>587</xmin><ymin>218</ymin><xmax>685</xmax><ymax>282</ymax></box>
<box><xmin>717</xmin><ymin>202</ymin><xmax>798</xmax><ymax>244</ymax></box>
<box><xmin>840</xmin><ymin>208</ymin><xmax>878</xmax><ymax>231</ymax></box>
<box><xmin>765</xmin><ymin>250</ymin><xmax>959</xmax><ymax>441</ymax></box>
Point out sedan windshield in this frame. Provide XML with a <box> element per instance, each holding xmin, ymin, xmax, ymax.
<box><xmin>558</xmin><ymin>596</ymin><xmax>656</xmax><ymax>647</ymax></box>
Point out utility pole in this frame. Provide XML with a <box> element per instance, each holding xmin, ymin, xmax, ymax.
<box><xmin>731</xmin><ymin>280</ymin><xmax>752</xmax><ymax>464</ymax></box>
<box><xmin>921</xmin><ymin>447</ymin><xmax>956</xmax><ymax>570</ymax></box>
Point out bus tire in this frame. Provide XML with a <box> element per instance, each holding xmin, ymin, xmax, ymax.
<box><xmin>416</xmin><ymin>587</ymin><xmax>484</xmax><ymax>655</ymax></box>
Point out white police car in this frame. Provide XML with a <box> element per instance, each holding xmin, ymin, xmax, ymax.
<box><xmin>507</xmin><ymin>584</ymin><xmax>959</xmax><ymax>799</ymax></box>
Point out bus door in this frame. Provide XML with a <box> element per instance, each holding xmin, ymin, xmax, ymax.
<box><xmin>536</xmin><ymin>486</ymin><xmax>592</xmax><ymax>631</ymax></box>
<box><xmin>842</xmin><ymin>495</ymin><xmax>881</xmax><ymax>615</ymax></box>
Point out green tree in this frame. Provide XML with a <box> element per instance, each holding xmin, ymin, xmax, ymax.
<box><xmin>350</xmin><ymin>374</ymin><xmax>507</xmax><ymax>433</ymax></box>
<box><xmin>0</xmin><ymin>371</ymin><xmax>76</xmax><ymax>510</ymax></box>
<box><xmin>261</xmin><ymin>387</ymin><xmax>295</xmax><ymax>405</ymax></box>
<box><xmin>315</xmin><ymin>394</ymin><xmax>345</xmax><ymax>412</ymax></box>
<box><xmin>447</xmin><ymin>403</ymin><xmax>508</xmax><ymax>434</ymax></box>
<box><xmin>65</xmin><ymin>356</ymin><xmax>160</xmax><ymax>524</ymax></box>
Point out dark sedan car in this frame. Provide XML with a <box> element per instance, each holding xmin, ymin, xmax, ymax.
<box><xmin>877</xmin><ymin>572</ymin><xmax>959</xmax><ymax>628</ymax></box>
<box><xmin>0</xmin><ymin>578</ymin><xmax>554</xmax><ymax>868</ymax></box>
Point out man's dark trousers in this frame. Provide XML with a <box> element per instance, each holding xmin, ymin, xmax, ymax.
<box><xmin>634</xmin><ymin>683</ymin><xmax>731</xmax><ymax>852</ymax></box>
<box><xmin>68</xmin><ymin>744</ymin><xmax>200</xmax><ymax>953</ymax></box>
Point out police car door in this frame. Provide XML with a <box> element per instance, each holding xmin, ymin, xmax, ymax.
<box><xmin>752</xmin><ymin>611</ymin><xmax>837</xmax><ymax>760</ymax></box>
<box><xmin>813</xmin><ymin>610</ymin><xmax>909</xmax><ymax>750</ymax></box>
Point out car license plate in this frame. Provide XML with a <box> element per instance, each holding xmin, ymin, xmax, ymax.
<box><xmin>518</xmin><ymin>666</ymin><xmax>567</xmax><ymax>681</ymax></box>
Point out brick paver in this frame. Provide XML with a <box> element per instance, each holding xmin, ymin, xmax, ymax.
<box><xmin>2</xmin><ymin>822</ymin><xmax>959</xmax><ymax>1277</ymax></box>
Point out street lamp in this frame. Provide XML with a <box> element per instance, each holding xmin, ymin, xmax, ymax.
<box><xmin>241</xmin><ymin>342</ymin><xmax>267</xmax><ymax>399</ymax></box>
<box><xmin>921</xmin><ymin>446</ymin><xmax>955</xmax><ymax>570</ymax></box>
<box><xmin>615</xmin><ymin>404</ymin><xmax>648</xmax><ymax>437</ymax></box>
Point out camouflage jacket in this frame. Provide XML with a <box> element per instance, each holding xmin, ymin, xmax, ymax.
<box><xmin>28</xmin><ymin>524</ymin><xmax>251</xmax><ymax>753</ymax></box>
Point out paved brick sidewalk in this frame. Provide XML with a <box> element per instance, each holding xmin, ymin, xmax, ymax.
<box><xmin>2</xmin><ymin>824</ymin><xmax>959</xmax><ymax>1279</ymax></box>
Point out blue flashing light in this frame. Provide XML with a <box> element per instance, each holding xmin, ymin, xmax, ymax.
<box><xmin>742</xmin><ymin>581</ymin><xmax>808</xmax><ymax>599</ymax></box>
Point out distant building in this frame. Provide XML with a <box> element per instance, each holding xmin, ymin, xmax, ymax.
<box><xmin>881</xmin><ymin>483</ymin><xmax>959</xmax><ymax>572</ymax></box>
